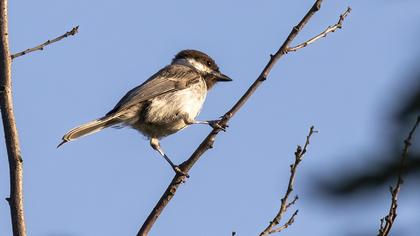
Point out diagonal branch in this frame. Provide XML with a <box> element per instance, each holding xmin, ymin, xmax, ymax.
<box><xmin>137</xmin><ymin>1</ymin><xmax>349</xmax><ymax>235</ymax></box>
<box><xmin>11</xmin><ymin>26</ymin><xmax>79</xmax><ymax>59</ymax></box>
<box><xmin>288</xmin><ymin>7</ymin><xmax>351</xmax><ymax>52</ymax></box>
<box><xmin>260</xmin><ymin>126</ymin><xmax>317</xmax><ymax>236</ymax></box>
<box><xmin>377</xmin><ymin>116</ymin><xmax>420</xmax><ymax>236</ymax></box>
<box><xmin>0</xmin><ymin>0</ymin><xmax>26</xmax><ymax>235</ymax></box>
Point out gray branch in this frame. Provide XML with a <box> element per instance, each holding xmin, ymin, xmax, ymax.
<box><xmin>11</xmin><ymin>26</ymin><xmax>78</xmax><ymax>59</ymax></box>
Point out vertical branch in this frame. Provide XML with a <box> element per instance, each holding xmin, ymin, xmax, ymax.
<box><xmin>259</xmin><ymin>126</ymin><xmax>317</xmax><ymax>235</ymax></box>
<box><xmin>0</xmin><ymin>0</ymin><xmax>27</xmax><ymax>235</ymax></box>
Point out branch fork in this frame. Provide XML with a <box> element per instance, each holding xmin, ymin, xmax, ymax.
<box><xmin>137</xmin><ymin>0</ymin><xmax>349</xmax><ymax>235</ymax></box>
<box><xmin>1</xmin><ymin>2</ymin><xmax>79</xmax><ymax>233</ymax></box>
<box><xmin>260</xmin><ymin>126</ymin><xmax>317</xmax><ymax>236</ymax></box>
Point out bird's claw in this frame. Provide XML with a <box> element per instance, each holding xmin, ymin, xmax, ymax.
<box><xmin>208</xmin><ymin>120</ymin><xmax>228</xmax><ymax>132</ymax></box>
<box><xmin>173</xmin><ymin>166</ymin><xmax>190</xmax><ymax>178</ymax></box>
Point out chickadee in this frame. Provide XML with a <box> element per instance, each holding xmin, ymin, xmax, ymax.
<box><xmin>58</xmin><ymin>49</ymin><xmax>232</xmax><ymax>175</ymax></box>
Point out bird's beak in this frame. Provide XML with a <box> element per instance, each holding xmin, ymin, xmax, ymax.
<box><xmin>213</xmin><ymin>71</ymin><xmax>232</xmax><ymax>82</ymax></box>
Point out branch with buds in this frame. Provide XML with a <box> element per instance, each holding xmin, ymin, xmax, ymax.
<box><xmin>11</xmin><ymin>26</ymin><xmax>79</xmax><ymax>59</ymax></box>
<box><xmin>260</xmin><ymin>126</ymin><xmax>317</xmax><ymax>236</ymax></box>
<box><xmin>377</xmin><ymin>116</ymin><xmax>420</xmax><ymax>236</ymax></box>
<box><xmin>137</xmin><ymin>0</ymin><xmax>350</xmax><ymax>235</ymax></box>
<box><xmin>288</xmin><ymin>7</ymin><xmax>351</xmax><ymax>52</ymax></box>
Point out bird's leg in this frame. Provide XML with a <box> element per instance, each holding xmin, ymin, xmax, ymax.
<box><xmin>149</xmin><ymin>138</ymin><xmax>189</xmax><ymax>177</ymax></box>
<box><xmin>183</xmin><ymin>117</ymin><xmax>228</xmax><ymax>131</ymax></box>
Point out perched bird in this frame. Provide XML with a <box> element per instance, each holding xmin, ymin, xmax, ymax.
<box><xmin>58</xmin><ymin>49</ymin><xmax>231</xmax><ymax>175</ymax></box>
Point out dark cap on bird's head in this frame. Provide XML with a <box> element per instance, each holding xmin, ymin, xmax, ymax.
<box><xmin>58</xmin><ymin>47</ymin><xmax>232</xmax><ymax>175</ymax></box>
<box><xmin>173</xmin><ymin>49</ymin><xmax>232</xmax><ymax>87</ymax></box>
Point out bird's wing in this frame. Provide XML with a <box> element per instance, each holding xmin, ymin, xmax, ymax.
<box><xmin>107</xmin><ymin>64</ymin><xmax>201</xmax><ymax>114</ymax></box>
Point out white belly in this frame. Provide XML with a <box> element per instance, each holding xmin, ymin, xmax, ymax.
<box><xmin>134</xmin><ymin>78</ymin><xmax>207</xmax><ymax>138</ymax></box>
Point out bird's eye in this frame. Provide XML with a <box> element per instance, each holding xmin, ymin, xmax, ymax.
<box><xmin>207</xmin><ymin>61</ymin><xmax>212</xmax><ymax>66</ymax></box>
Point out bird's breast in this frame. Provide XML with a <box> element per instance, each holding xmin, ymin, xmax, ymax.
<box><xmin>135</xmin><ymin>78</ymin><xmax>207</xmax><ymax>138</ymax></box>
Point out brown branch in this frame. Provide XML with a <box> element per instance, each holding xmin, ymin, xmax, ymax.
<box><xmin>288</xmin><ymin>7</ymin><xmax>351</xmax><ymax>52</ymax></box>
<box><xmin>269</xmin><ymin>210</ymin><xmax>299</xmax><ymax>234</ymax></box>
<box><xmin>10</xmin><ymin>26</ymin><xmax>79</xmax><ymax>59</ymax></box>
<box><xmin>377</xmin><ymin>116</ymin><xmax>420</xmax><ymax>236</ymax></box>
<box><xmin>0</xmin><ymin>0</ymin><xmax>27</xmax><ymax>235</ymax></box>
<box><xmin>260</xmin><ymin>126</ymin><xmax>317</xmax><ymax>236</ymax></box>
<box><xmin>137</xmin><ymin>0</ymin><xmax>349</xmax><ymax>235</ymax></box>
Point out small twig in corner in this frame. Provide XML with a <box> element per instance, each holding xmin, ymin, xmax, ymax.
<box><xmin>259</xmin><ymin>126</ymin><xmax>318</xmax><ymax>236</ymax></box>
<box><xmin>377</xmin><ymin>116</ymin><xmax>420</xmax><ymax>236</ymax></box>
<box><xmin>11</xmin><ymin>26</ymin><xmax>79</xmax><ymax>59</ymax></box>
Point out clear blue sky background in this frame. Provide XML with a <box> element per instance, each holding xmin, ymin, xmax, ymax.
<box><xmin>1</xmin><ymin>0</ymin><xmax>419</xmax><ymax>235</ymax></box>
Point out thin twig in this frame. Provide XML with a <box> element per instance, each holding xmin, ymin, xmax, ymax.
<box><xmin>137</xmin><ymin>1</ymin><xmax>348</xmax><ymax>235</ymax></box>
<box><xmin>286</xmin><ymin>195</ymin><xmax>299</xmax><ymax>209</ymax></box>
<box><xmin>288</xmin><ymin>7</ymin><xmax>351</xmax><ymax>52</ymax></box>
<box><xmin>10</xmin><ymin>26</ymin><xmax>79</xmax><ymax>59</ymax></box>
<box><xmin>260</xmin><ymin>126</ymin><xmax>317</xmax><ymax>236</ymax></box>
<box><xmin>0</xmin><ymin>0</ymin><xmax>27</xmax><ymax>235</ymax></box>
<box><xmin>377</xmin><ymin>116</ymin><xmax>420</xmax><ymax>236</ymax></box>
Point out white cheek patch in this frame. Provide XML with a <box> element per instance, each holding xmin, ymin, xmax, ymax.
<box><xmin>187</xmin><ymin>58</ymin><xmax>212</xmax><ymax>74</ymax></box>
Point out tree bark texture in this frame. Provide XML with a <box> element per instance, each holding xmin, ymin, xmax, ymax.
<box><xmin>0</xmin><ymin>0</ymin><xmax>27</xmax><ymax>235</ymax></box>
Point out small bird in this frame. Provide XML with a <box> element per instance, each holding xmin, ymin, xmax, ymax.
<box><xmin>58</xmin><ymin>49</ymin><xmax>231</xmax><ymax>175</ymax></box>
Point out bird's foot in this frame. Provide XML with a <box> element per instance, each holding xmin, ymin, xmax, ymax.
<box><xmin>208</xmin><ymin>120</ymin><xmax>228</xmax><ymax>132</ymax></box>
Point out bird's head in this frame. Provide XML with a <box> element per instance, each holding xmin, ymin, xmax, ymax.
<box><xmin>172</xmin><ymin>49</ymin><xmax>232</xmax><ymax>89</ymax></box>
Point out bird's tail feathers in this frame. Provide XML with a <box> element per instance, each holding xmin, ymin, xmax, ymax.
<box><xmin>58</xmin><ymin>113</ymin><xmax>121</xmax><ymax>148</ymax></box>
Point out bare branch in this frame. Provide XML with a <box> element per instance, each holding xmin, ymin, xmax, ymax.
<box><xmin>288</xmin><ymin>7</ymin><xmax>351</xmax><ymax>52</ymax></box>
<box><xmin>260</xmin><ymin>126</ymin><xmax>317</xmax><ymax>236</ymax></box>
<box><xmin>286</xmin><ymin>195</ymin><xmax>299</xmax><ymax>209</ymax></box>
<box><xmin>377</xmin><ymin>116</ymin><xmax>420</xmax><ymax>236</ymax></box>
<box><xmin>10</xmin><ymin>26</ymin><xmax>79</xmax><ymax>59</ymax></box>
<box><xmin>137</xmin><ymin>0</ymin><xmax>347</xmax><ymax>235</ymax></box>
<box><xmin>269</xmin><ymin>210</ymin><xmax>299</xmax><ymax>234</ymax></box>
<box><xmin>0</xmin><ymin>0</ymin><xmax>27</xmax><ymax>235</ymax></box>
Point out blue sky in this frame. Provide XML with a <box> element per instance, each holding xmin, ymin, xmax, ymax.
<box><xmin>1</xmin><ymin>0</ymin><xmax>420</xmax><ymax>235</ymax></box>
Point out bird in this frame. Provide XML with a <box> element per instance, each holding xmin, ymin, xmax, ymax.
<box><xmin>58</xmin><ymin>49</ymin><xmax>232</xmax><ymax>175</ymax></box>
